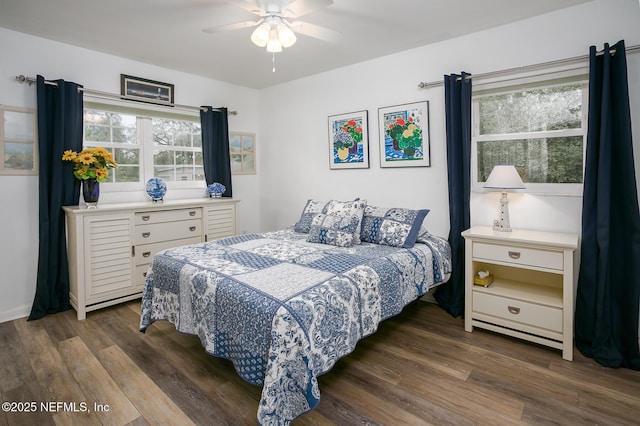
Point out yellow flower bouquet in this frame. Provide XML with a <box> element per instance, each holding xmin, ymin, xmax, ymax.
<box><xmin>62</xmin><ymin>147</ymin><xmax>118</xmax><ymax>182</ymax></box>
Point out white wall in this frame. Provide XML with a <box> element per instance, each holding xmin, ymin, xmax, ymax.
<box><xmin>2</xmin><ymin>0</ymin><xmax>640</xmax><ymax>323</ymax></box>
<box><xmin>258</xmin><ymin>0</ymin><xmax>640</xmax><ymax>239</ymax></box>
<box><xmin>0</xmin><ymin>27</ymin><xmax>261</xmax><ymax>322</ymax></box>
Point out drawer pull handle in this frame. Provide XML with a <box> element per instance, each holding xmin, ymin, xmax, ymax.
<box><xmin>142</xmin><ymin>215</ymin><xmax>150</xmax><ymax>221</ymax></box>
<box><xmin>143</xmin><ymin>272</ymin><xmax>147</xmax><ymax>277</ymax></box>
<box><xmin>189</xmin><ymin>226</ymin><xmax>197</xmax><ymax>231</ymax></box>
<box><xmin>189</xmin><ymin>211</ymin><xmax>196</xmax><ymax>216</ymax></box>
<box><xmin>142</xmin><ymin>232</ymin><xmax>151</xmax><ymax>238</ymax></box>
<box><xmin>142</xmin><ymin>251</ymin><xmax>151</xmax><ymax>258</ymax></box>
<box><xmin>508</xmin><ymin>251</ymin><xmax>521</xmax><ymax>259</ymax></box>
<box><xmin>508</xmin><ymin>306</ymin><xmax>521</xmax><ymax>315</ymax></box>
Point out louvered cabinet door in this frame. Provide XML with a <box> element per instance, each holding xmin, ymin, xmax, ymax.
<box><xmin>204</xmin><ymin>202</ymin><xmax>237</xmax><ymax>242</ymax></box>
<box><xmin>81</xmin><ymin>214</ymin><xmax>135</xmax><ymax>310</ymax></box>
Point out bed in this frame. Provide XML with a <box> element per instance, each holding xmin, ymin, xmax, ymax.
<box><xmin>140</xmin><ymin>200</ymin><xmax>451</xmax><ymax>425</ymax></box>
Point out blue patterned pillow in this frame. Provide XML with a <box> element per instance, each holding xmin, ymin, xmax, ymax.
<box><xmin>360</xmin><ymin>206</ymin><xmax>429</xmax><ymax>248</ymax></box>
<box><xmin>307</xmin><ymin>213</ymin><xmax>361</xmax><ymax>247</ymax></box>
<box><xmin>323</xmin><ymin>199</ymin><xmax>367</xmax><ymax>244</ymax></box>
<box><xmin>294</xmin><ymin>199</ymin><xmax>328</xmax><ymax>233</ymax></box>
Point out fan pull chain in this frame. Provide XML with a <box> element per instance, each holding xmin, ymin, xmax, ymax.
<box><xmin>272</xmin><ymin>53</ymin><xmax>276</xmax><ymax>73</ymax></box>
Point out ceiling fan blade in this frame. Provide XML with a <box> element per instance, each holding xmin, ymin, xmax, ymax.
<box><xmin>234</xmin><ymin>0</ymin><xmax>265</xmax><ymax>15</ymax></box>
<box><xmin>283</xmin><ymin>0</ymin><xmax>333</xmax><ymax>18</ymax></box>
<box><xmin>202</xmin><ymin>20</ymin><xmax>260</xmax><ymax>34</ymax></box>
<box><xmin>289</xmin><ymin>20</ymin><xmax>339</xmax><ymax>42</ymax></box>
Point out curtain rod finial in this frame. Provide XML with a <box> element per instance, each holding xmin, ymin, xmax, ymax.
<box><xmin>15</xmin><ymin>75</ymin><xmax>36</xmax><ymax>86</ymax></box>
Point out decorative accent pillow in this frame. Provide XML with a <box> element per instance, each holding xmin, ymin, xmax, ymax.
<box><xmin>360</xmin><ymin>206</ymin><xmax>429</xmax><ymax>248</ymax></box>
<box><xmin>294</xmin><ymin>199</ymin><xmax>328</xmax><ymax>233</ymax></box>
<box><xmin>323</xmin><ymin>199</ymin><xmax>367</xmax><ymax>244</ymax></box>
<box><xmin>306</xmin><ymin>213</ymin><xmax>361</xmax><ymax>247</ymax></box>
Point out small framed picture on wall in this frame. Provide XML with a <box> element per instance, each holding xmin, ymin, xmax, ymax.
<box><xmin>120</xmin><ymin>74</ymin><xmax>174</xmax><ymax>106</ymax></box>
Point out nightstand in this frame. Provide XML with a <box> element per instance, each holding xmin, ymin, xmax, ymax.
<box><xmin>462</xmin><ymin>226</ymin><xmax>579</xmax><ymax>361</ymax></box>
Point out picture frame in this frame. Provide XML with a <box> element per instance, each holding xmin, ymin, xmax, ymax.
<box><xmin>0</xmin><ymin>106</ymin><xmax>37</xmax><ymax>176</ymax></box>
<box><xmin>378</xmin><ymin>101</ymin><xmax>430</xmax><ymax>168</ymax></box>
<box><xmin>229</xmin><ymin>132</ymin><xmax>256</xmax><ymax>175</ymax></box>
<box><xmin>120</xmin><ymin>74</ymin><xmax>174</xmax><ymax>106</ymax></box>
<box><xmin>328</xmin><ymin>110</ymin><xmax>369</xmax><ymax>169</ymax></box>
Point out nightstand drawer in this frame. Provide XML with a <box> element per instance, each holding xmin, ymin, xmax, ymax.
<box><xmin>473</xmin><ymin>242</ymin><xmax>563</xmax><ymax>270</ymax></box>
<box><xmin>473</xmin><ymin>292</ymin><xmax>562</xmax><ymax>332</ymax></box>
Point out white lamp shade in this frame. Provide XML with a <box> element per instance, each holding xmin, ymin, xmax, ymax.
<box><xmin>251</xmin><ymin>24</ymin><xmax>269</xmax><ymax>47</ymax></box>
<box><xmin>484</xmin><ymin>165</ymin><xmax>526</xmax><ymax>190</ymax></box>
<box><xmin>252</xmin><ymin>16</ymin><xmax>296</xmax><ymax>52</ymax></box>
<box><xmin>277</xmin><ymin>22</ymin><xmax>297</xmax><ymax>48</ymax></box>
<box><xmin>266</xmin><ymin>28</ymin><xmax>283</xmax><ymax>52</ymax></box>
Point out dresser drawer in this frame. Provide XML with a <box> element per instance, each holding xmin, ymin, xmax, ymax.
<box><xmin>134</xmin><ymin>264</ymin><xmax>150</xmax><ymax>290</ymax></box>
<box><xmin>135</xmin><ymin>208</ymin><xmax>202</xmax><ymax>225</ymax></box>
<box><xmin>134</xmin><ymin>219</ymin><xmax>202</xmax><ymax>244</ymax></box>
<box><xmin>134</xmin><ymin>236</ymin><xmax>201</xmax><ymax>266</ymax></box>
<box><xmin>473</xmin><ymin>291</ymin><xmax>562</xmax><ymax>333</ymax></box>
<box><xmin>473</xmin><ymin>242</ymin><xmax>563</xmax><ymax>270</ymax></box>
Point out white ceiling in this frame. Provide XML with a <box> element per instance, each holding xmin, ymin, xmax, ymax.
<box><xmin>0</xmin><ymin>0</ymin><xmax>592</xmax><ymax>89</ymax></box>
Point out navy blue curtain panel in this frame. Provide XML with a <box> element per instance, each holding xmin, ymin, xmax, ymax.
<box><xmin>200</xmin><ymin>106</ymin><xmax>232</xmax><ymax>197</ymax></box>
<box><xmin>29</xmin><ymin>76</ymin><xmax>83</xmax><ymax>320</ymax></box>
<box><xmin>435</xmin><ymin>72</ymin><xmax>472</xmax><ymax>318</ymax></box>
<box><xmin>575</xmin><ymin>40</ymin><xmax>640</xmax><ymax>370</ymax></box>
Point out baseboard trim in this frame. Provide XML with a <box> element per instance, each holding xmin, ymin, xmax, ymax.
<box><xmin>0</xmin><ymin>304</ymin><xmax>31</xmax><ymax>323</ymax></box>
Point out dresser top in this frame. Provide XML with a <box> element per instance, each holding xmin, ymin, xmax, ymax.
<box><xmin>462</xmin><ymin>226</ymin><xmax>579</xmax><ymax>250</ymax></box>
<box><xmin>63</xmin><ymin>198</ymin><xmax>239</xmax><ymax>216</ymax></box>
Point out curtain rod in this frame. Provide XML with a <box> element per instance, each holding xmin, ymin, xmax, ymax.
<box><xmin>14</xmin><ymin>75</ymin><xmax>238</xmax><ymax>116</ymax></box>
<box><xmin>417</xmin><ymin>44</ymin><xmax>640</xmax><ymax>89</ymax></box>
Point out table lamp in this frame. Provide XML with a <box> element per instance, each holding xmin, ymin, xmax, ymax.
<box><xmin>484</xmin><ymin>165</ymin><xmax>525</xmax><ymax>232</ymax></box>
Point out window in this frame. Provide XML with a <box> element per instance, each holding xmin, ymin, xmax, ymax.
<box><xmin>84</xmin><ymin>109</ymin><xmax>139</xmax><ymax>182</ymax></box>
<box><xmin>152</xmin><ymin>118</ymin><xmax>203</xmax><ymax>181</ymax></box>
<box><xmin>1</xmin><ymin>106</ymin><xmax>37</xmax><ymax>175</ymax></box>
<box><xmin>472</xmin><ymin>78</ymin><xmax>588</xmax><ymax>195</ymax></box>
<box><xmin>83</xmin><ymin>101</ymin><xmax>203</xmax><ymax>188</ymax></box>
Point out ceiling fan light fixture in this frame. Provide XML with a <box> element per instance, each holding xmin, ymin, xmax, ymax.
<box><xmin>277</xmin><ymin>21</ymin><xmax>296</xmax><ymax>48</ymax></box>
<box><xmin>250</xmin><ymin>23</ymin><xmax>270</xmax><ymax>47</ymax></box>
<box><xmin>266</xmin><ymin>27</ymin><xmax>283</xmax><ymax>52</ymax></box>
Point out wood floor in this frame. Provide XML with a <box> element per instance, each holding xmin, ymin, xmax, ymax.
<box><xmin>2</xmin><ymin>300</ymin><xmax>639</xmax><ymax>426</ymax></box>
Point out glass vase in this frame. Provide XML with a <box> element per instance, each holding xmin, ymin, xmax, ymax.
<box><xmin>82</xmin><ymin>178</ymin><xmax>100</xmax><ymax>208</ymax></box>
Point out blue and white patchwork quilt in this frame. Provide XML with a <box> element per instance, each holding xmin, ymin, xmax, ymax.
<box><xmin>140</xmin><ymin>228</ymin><xmax>451</xmax><ymax>425</ymax></box>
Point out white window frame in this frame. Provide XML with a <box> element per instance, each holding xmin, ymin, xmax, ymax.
<box><xmin>83</xmin><ymin>96</ymin><xmax>204</xmax><ymax>193</ymax></box>
<box><xmin>147</xmin><ymin>116</ymin><xmax>204</xmax><ymax>187</ymax></box>
<box><xmin>471</xmin><ymin>70</ymin><xmax>589</xmax><ymax>196</ymax></box>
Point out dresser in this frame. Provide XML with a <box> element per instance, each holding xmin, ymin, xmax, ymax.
<box><xmin>63</xmin><ymin>198</ymin><xmax>239</xmax><ymax>320</ymax></box>
<box><xmin>462</xmin><ymin>226</ymin><xmax>578</xmax><ymax>360</ymax></box>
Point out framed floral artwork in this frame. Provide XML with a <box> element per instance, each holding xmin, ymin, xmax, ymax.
<box><xmin>378</xmin><ymin>101</ymin><xmax>430</xmax><ymax>167</ymax></box>
<box><xmin>327</xmin><ymin>110</ymin><xmax>369</xmax><ymax>169</ymax></box>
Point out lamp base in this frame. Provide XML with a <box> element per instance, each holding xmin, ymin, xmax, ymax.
<box><xmin>493</xmin><ymin>191</ymin><xmax>512</xmax><ymax>232</ymax></box>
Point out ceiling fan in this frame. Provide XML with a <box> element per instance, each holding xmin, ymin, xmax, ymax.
<box><xmin>202</xmin><ymin>0</ymin><xmax>339</xmax><ymax>53</ymax></box>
